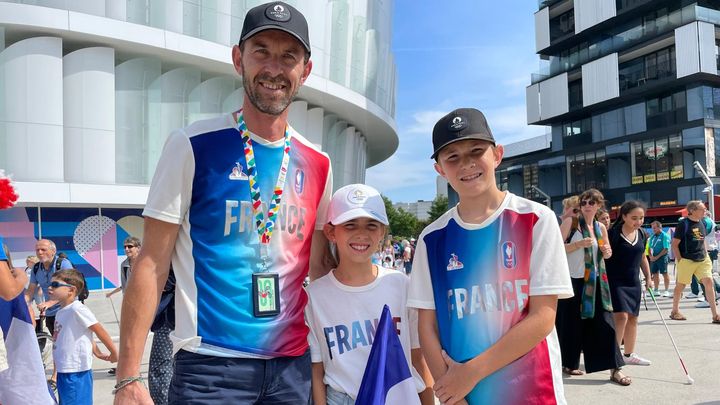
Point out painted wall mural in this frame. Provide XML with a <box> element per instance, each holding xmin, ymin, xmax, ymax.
<box><xmin>0</xmin><ymin>207</ymin><xmax>144</xmax><ymax>290</ymax></box>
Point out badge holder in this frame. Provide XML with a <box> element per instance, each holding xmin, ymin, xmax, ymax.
<box><xmin>252</xmin><ymin>272</ymin><xmax>280</xmax><ymax>317</ymax></box>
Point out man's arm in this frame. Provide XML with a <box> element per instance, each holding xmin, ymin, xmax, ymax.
<box><xmin>114</xmin><ymin>217</ymin><xmax>177</xmax><ymax>404</ymax></box>
<box><xmin>309</xmin><ymin>230</ymin><xmax>334</xmax><ymax>281</ymax></box>
<box><xmin>0</xmin><ymin>260</ymin><xmax>25</xmax><ymax>300</ymax></box>
<box><xmin>106</xmin><ymin>286</ymin><xmax>122</xmax><ymax>298</ymax></box>
<box><xmin>433</xmin><ymin>295</ymin><xmax>558</xmax><ymax>405</ymax></box>
<box><xmin>671</xmin><ymin>238</ymin><xmax>681</xmax><ymax>263</ymax></box>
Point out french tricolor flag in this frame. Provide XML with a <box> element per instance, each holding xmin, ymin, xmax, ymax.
<box><xmin>0</xmin><ymin>294</ymin><xmax>56</xmax><ymax>404</ymax></box>
<box><xmin>356</xmin><ymin>305</ymin><xmax>420</xmax><ymax>405</ymax></box>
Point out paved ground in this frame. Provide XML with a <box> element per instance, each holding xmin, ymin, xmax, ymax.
<box><xmin>50</xmin><ymin>269</ymin><xmax>719</xmax><ymax>404</ymax></box>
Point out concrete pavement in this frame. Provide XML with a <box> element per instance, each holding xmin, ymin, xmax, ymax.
<box><xmin>73</xmin><ymin>276</ymin><xmax>719</xmax><ymax>404</ymax></box>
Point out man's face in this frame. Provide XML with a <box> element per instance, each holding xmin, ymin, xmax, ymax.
<box><xmin>234</xmin><ymin>30</ymin><xmax>311</xmax><ymax>116</ymax></box>
<box><xmin>689</xmin><ymin>204</ymin><xmax>707</xmax><ymax>220</ymax></box>
<box><xmin>35</xmin><ymin>241</ymin><xmax>55</xmax><ymax>264</ymax></box>
<box><xmin>652</xmin><ymin>223</ymin><xmax>662</xmax><ymax>234</ymax></box>
<box><xmin>434</xmin><ymin>139</ymin><xmax>502</xmax><ymax>200</ymax></box>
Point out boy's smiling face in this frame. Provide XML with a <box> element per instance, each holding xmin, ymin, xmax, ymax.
<box><xmin>434</xmin><ymin>139</ymin><xmax>503</xmax><ymax>200</ymax></box>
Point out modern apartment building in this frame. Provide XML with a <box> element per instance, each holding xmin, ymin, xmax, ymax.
<box><xmin>0</xmin><ymin>0</ymin><xmax>398</xmax><ymax>290</ymax></box>
<box><xmin>501</xmin><ymin>0</ymin><xmax>720</xmax><ymax>219</ymax></box>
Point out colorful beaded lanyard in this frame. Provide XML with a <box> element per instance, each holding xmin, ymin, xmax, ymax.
<box><xmin>237</xmin><ymin>112</ymin><xmax>292</xmax><ymax>271</ymax></box>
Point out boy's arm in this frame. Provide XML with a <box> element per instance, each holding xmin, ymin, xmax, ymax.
<box><xmin>311</xmin><ymin>362</ymin><xmax>327</xmax><ymax>405</ymax></box>
<box><xmin>417</xmin><ymin>309</ymin><xmax>447</xmax><ymax>381</ymax></box>
<box><xmin>433</xmin><ymin>295</ymin><xmax>558</xmax><ymax>405</ymax></box>
<box><xmin>89</xmin><ymin>322</ymin><xmax>118</xmax><ymax>362</ymax></box>
<box><xmin>411</xmin><ymin>348</ymin><xmax>435</xmax><ymax>405</ymax></box>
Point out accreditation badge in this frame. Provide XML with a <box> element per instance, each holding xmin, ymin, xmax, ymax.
<box><xmin>252</xmin><ymin>272</ymin><xmax>280</xmax><ymax>317</ymax></box>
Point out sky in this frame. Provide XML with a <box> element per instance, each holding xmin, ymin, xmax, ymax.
<box><xmin>365</xmin><ymin>1</ymin><xmax>546</xmax><ymax>203</ymax></box>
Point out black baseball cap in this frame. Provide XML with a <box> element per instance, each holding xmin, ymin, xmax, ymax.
<box><xmin>240</xmin><ymin>2</ymin><xmax>311</xmax><ymax>56</ymax></box>
<box><xmin>431</xmin><ymin>108</ymin><xmax>495</xmax><ymax>159</ymax></box>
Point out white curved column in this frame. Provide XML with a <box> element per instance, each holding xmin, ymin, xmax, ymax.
<box><xmin>63</xmin><ymin>47</ymin><xmax>116</xmax><ymax>184</ymax></box>
<box><xmin>0</xmin><ymin>37</ymin><xmax>63</xmax><ymax>182</ymax></box>
<box><xmin>288</xmin><ymin>100</ymin><xmax>309</xmax><ymax>135</ymax></box>
<box><xmin>188</xmin><ymin>76</ymin><xmax>237</xmax><ymax>122</ymax></box>
<box><xmin>327</xmin><ymin>0</ymin><xmax>350</xmax><ymax>86</ymax></box>
<box><xmin>223</xmin><ymin>86</ymin><xmax>244</xmax><ymax>114</ymax></box>
<box><xmin>306</xmin><ymin>107</ymin><xmax>325</xmax><ymax>148</ymax></box>
<box><xmin>115</xmin><ymin>57</ymin><xmax>161</xmax><ymax>184</ymax></box>
<box><xmin>147</xmin><ymin>67</ymin><xmax>200</xmax><ymax>177</ymax></box>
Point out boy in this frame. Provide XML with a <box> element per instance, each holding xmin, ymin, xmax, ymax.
<box><xmin>49</xmin><ymin>269</ymin><xmax>118</xmax><ymax>404</ymax></box>
<box><xmin>408</xmin><ymin>108</ymin><xmax>573</xmax><ymax>405</ymax></box>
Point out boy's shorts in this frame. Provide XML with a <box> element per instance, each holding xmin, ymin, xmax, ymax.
<box><xmin>676</xmin><ymin>256</ymin><xmax>712</xmax><ymax>285</ymax></box>
<box><xmin>57</xmin><ymin>370</ymin><xmax>93</xmax><ymax>405</ymax></box>
<box><xmin>650</xmin><ymin>258</ymin><xmax>668</xmax><ymax>274</ymax></box>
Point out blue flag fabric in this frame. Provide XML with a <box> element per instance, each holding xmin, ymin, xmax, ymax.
<box><xmin>356</xmin><ymin>305</ymin><xmax>420</xmax><ymax>405</ymax></box>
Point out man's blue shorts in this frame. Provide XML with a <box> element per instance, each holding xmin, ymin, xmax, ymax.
<box><xmin>57</xmin><ymin>370</ymin><xmax>93</xmax><ymax>405</ymax></box>
<box><xmin>650</xmin><ymin>258</ymin><xmax>668</xmax><ymax>274</ymax></box>
<box><xmin>169</xmin><ymin>349</ymin><xmax>311</xmax><ymax>404</ymax></box>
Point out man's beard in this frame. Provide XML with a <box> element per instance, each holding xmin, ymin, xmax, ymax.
<box><xmin>242</xmin><ymin>69</ymin><xmax>299</xmax><ymax>116</ymax></box>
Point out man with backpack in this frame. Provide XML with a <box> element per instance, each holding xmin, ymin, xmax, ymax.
<box><xmin>24</xmin><ymin>239</ymin><xmax>73</xmax><ymax>335</ymax></box>
<box><xmin>669</xmin><ymin>201</ymin><xmax>720</xmax><ymax>324</ymax></box>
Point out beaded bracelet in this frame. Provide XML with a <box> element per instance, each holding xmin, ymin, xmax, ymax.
<box><xmin>112</xmin><ymin>376</ymin><xmax>146</xmax><ymax>395</ymax></box>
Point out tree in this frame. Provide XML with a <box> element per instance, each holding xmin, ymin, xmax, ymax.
<box><xmin>382</xmin><ymin>195</ymin><xmax>419</xmax><ymax>239</ymax></box>
<box><xmin>427</xmin><ymin>195</ymin><xmax>449</xmax><ymax>223</ymax></box>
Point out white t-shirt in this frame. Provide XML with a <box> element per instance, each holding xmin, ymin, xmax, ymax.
<box><xmin>408</xmin><ymin>192</ymin><xmax>572</xmax><ymax>405</ymax></box>
<box><xmin>305</xmin><ymin>266</ymin><xmax>424</xmax><ymax>400</ymax></box>
<box><xmin>0</xmin><ymin>327</ymin><xmax>7</xmax><ymax>372</ymax></box>
<box><xmin>52</xmin><ymin>301</ymin><xmax>98</xmax><ymax>373</ymax></box>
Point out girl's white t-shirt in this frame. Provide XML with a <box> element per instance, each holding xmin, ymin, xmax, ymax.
<box><xmin>52</xmin><ymin>300</ymin><xmax>98</xmax><ymax>373</ymax></box>
<box><xmin>305</xmin><ymin>266</ymin><xmax>424</xmax><ymax>399</ymax></box>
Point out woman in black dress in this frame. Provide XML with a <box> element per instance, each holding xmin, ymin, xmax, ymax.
<box><xmin>606</xmin><ymin>200</ymin><xmax>654</xmax><ymax>366</ymax></box>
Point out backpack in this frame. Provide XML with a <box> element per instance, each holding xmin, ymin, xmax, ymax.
<box><xmin>34</xmin><ymin>257</ymin><xmax>90</xmax><ymax>302</ymax></box>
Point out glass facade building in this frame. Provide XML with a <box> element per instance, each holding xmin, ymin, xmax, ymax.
<box><xmin>509</xmin><ymin>0</ymin><xmax>720</xmax><ymax>218</ymax></box>
<box><xmin>0</xmin><ymin>0</ymin><xmax>398</xmax><ymax>290</ymax></box>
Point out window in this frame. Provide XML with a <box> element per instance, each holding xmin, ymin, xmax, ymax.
<box><xmin>550</xmin><ymin>10</ymin><xmax>575</xmax><ymax>42</ymax></box>
<box><xmin>645</xmin><ymin>90</ymin><xmax>687</xmax><ymax>130</ymax></box>
<box><xmin>496</xmin><ymin>168</ymin><xmax>509</xmax><ymax>191</ymax></box>
<box><xmin>568</xmin><ymin>80</ymin><xmax>583</xmax><ymax>111</ymax></box>
<box><xmin>619</xmin><ymin>46</ymin><xmax>676</xmax><ymax>93</ymax></box>
<box><xmin>567</xmin><ymin>150</ymin><xmax>608</xmax><ymax>193</ymax></box>
<box><xmin>631</xmin><ymin>134</ymin><xmax>683</xmax><ymax>184</ymax></box>
<box><xmin>523</xmin><ymin>164</ymin><xmax>539</xmax><ymax>199</ymax></box>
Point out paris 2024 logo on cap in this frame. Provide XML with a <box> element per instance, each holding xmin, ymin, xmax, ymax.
<box><xmin>266</xmin><ymin>3</ymin><xmax>291</xmax><ymax>21</ymax></box>
<box><xmin>448</xmin><ymin>115</ymin><xmax>468</xmax><ymax>132</ymax></box>
<box><xmin>347</xmin><ymin>188</ymin><xmax>368</xmax><ymax>205</ymax></box>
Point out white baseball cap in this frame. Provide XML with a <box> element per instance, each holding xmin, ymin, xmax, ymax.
<box><xmin>327</xmin><ymin>184</ymin><xmax>389</xmax><ymax>226</ymax></box>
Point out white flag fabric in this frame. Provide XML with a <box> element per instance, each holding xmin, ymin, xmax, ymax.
<box><xmin>0</xmin><ymin>294</ymin><xmax>56</xmax><ymax>405</ymax></box>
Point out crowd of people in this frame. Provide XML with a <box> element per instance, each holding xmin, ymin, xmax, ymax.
<box><xmin>1</xmin><ymin>2</ymin><xmax>720</xmax><ymax>404</ymax></box>
<box><xmin>555</xmin><ymin>192</ymin><xmax>720</xmax><ymax>387</ymax></box>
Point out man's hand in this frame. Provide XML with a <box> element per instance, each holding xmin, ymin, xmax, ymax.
<box><xmin>433</xmin><ymin>351</ymin><xmax>476</xmax><ymax>405</ymax></box>
<box><xmin>113</xmin><ymin>382</ymin><xmax>153</xmax><ymax>405</ymax></box>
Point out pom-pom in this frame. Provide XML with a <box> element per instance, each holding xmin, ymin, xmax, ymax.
<box><xmin>0</xmin><ymin>171</ymin><xmax>19</xmax><ymax>210</ymax></box>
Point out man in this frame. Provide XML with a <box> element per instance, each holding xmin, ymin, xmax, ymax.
<box><xmin>106</xmin><ymin>236</ymin><xmax>142</xmax><ymax>377</ymax></box>
<box><xmin>648</xmin><ymin>221</ymin><xmax>671</xmax><ymax>297</ymax></box>
<box><xmin>25</xmin><ymin>239</ymin><xmax>73</xmax><ymax>335</ymax></box>
<box><xmin>669</xmin><ymin>201</ymin><xmax>720</xmax><ymax>323</ymax></box>
<box><xmin>113</xmin><ymin>2</ymin><xmax>332</xmax><ymax>404</ymax></box>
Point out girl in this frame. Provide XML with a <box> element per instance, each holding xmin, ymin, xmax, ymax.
<box><xmin>555</xmin><ymin>189</ymin><xmax>630</xmax><ymax>385</ymax></box>
<box><xmin>605</xmin><ymin>201</ymin><xmax>653</xmax><ymax>366</ymax></box>
<box><xmin>305</xmin><ymin>184</ymin><xmax>426</xmax><ymax>404</ymax></box>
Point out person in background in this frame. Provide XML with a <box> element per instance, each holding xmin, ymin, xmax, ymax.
<box><xmin>25</xmin><ymin>239</ymin><xmax>73</xmax><ymax>335</ymax></box>
<box><xmin>596</xmin><ymin>208</ymin><xmax>611</xmax><ymax>230</ymax></box>
<box><xmin>556</xmin><ymin>189</ymin><xmax>628</xmax><ymax>385</ymax></box>
<box><xmin>605</xmin><ymin>201</ymin><xmax>653</xmax><ymax>367</ymax></box>
<box><xmin>648</xmin><ymin>221</ymin><xmax>672</xmax><ymax>298</ymax></box>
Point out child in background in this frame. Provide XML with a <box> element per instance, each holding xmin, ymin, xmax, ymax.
<box><xmin>305</xmin><ymin>184</ymin><xmax>428</xmax><ymax>404</ymax></box>
<box><xmin>49</xmin><ymin>269</ymin><xmax>118</xmax><ymax>405</ymax></box>
<box><xmin>409</xmin><ymin>108</ymin><xmax>573</xmax><ymax>405</ymax></box>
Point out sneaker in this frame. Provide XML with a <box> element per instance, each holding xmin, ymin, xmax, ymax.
<box><xmin>686</xmin><ymin>292</ymin><xmax>698</xmax><ymax>299</ymax></box>
<box><xmin>662</xmin><ymin>290</ymin><xmax>672</xmax><ymax>298</ymax></box>
<box><xmin>697</xmin><ymin>295</ymin><xmax>705</xmax><ymax>302</ymax></box>
<box><xmin>107</xmin><ymin>368</ymin><xmax>116</xmax><ymax>376</ymax></box>
<box><xmin>696</xmin><ymin>300</ymin><xmax>711</xmax><ymax>308</ymax></box>
<box><xmin>624</xmin><ymin>353</ymin><xmax>652</xmax><ymax>366</ymax></box>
